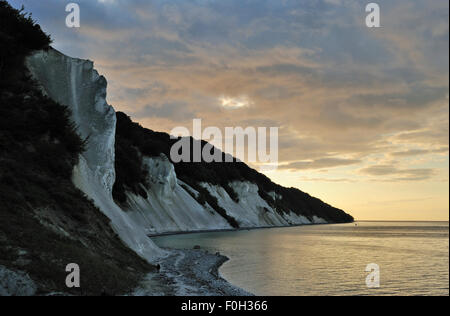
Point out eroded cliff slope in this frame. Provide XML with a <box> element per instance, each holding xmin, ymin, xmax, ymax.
<box><xmin>0</xmin><ymin>1</ymin><xmax>155</xmax><ymax>295</ymax></box>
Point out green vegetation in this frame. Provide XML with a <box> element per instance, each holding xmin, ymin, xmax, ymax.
<box><xmin>113</xmin><ymin>135</ymin><xmax>148</xmax><ymax>204</ymax></box>
<box><xmin>0</xmin><ymin>1</ymin><xmax>153</xmax><ymax>295</ymax></box>
<box><xmin>0</xmin><ymin>1</ymin><xmax>51</xmax><ymax>82</ymax></box>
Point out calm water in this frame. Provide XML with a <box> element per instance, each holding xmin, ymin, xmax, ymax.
<box><xmin>152</xmin><ymin>222</ymin><xmax>449</xmax><ymax>296</ymax></box>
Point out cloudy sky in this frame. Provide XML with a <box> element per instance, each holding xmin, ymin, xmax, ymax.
<box><xmin>10</xmin><ymin>0</ymin><xmax>449</xmax><ymax>220</ymax></box>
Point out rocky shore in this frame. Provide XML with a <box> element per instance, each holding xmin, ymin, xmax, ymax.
<box><xmin>133</xmin><ymin>249</ymin><xmax>252</xmax><ymax>296</ymax></box>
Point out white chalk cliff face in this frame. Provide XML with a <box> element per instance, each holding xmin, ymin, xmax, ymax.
<box><xmin>123</xmin><ymin>153</ymin><xmax>327</xmax><ymax>233</ymax></box>
<box><xmin>200</xmin><ymin>182</ymin><xmax>321</xmax><ymax>227</ymax></box>
<box><xmin>25</xmin><ymin>48</ymin><xmax>328</xmax><ymax>258</ymax></box>
<box><xmin>124</xmin><ymin>155</ymin><xmax>231</xmax><ymax>234</ymax></box>
<box><xmin>26</xmin><ymin>49</ymin><xmax>164</xmax><ymax>262</ymax></box>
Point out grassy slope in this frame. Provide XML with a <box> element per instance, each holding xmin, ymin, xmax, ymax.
<box><xmin>0</xmin><ymin>1</ymin><xmax>154</xmax><ymax>295</ymax></box>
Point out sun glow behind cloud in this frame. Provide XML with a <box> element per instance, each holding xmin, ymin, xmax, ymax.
<box><xmin>219</xmin><ymin>96</ymin><xmax>252</xmax><ymax>109</ymax></box>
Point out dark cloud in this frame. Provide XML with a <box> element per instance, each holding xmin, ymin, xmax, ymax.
<box><xmin>359</xmin><ymin>165</ymin><xmax>436</xmax><ymax>181</ymax></box>
<box><xmin>280</xmin><ymin>158</ymin><xmax>362</xmax><ymax>171</ymax></box>
<box><xmin>132</xmin><ymin>101</ymin><xmax>196</xmax><ymax>121</ymax></box>
<box><xmin>351</xmin><ymin>85</ymin><xmax>448</xmax><ymax>110</ymax></box>
<box><xmin>390</xmin><ymin>147</ymin><xmax>449</xmax><ymax>157</ymax></box>
<box><xmin>299</xmin><ymin>177</ymin><xmax>357</xmax><ymax>183</ymax></box>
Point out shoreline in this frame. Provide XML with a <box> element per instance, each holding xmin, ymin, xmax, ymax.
<box><xmin>133</xmin><ymin>248</ymin><xmax>253</xmax><ymax>296</ymax></box>
<box><xmin>147</xmin><ymin>221</ymin><xmax>338</xmax><ymax>238</ymax></box>
<box><xmin>140</xmin><ymin>222</ymin><xmax>352</xmax><ymax>296</ymax></box>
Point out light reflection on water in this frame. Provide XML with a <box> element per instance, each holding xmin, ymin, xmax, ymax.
<box><xmin>151</xmin><ymin>222</ymin><xmax>449</xmax><ymax>296</ymax></box>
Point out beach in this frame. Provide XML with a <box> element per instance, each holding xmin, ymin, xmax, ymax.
<box><xmin>133</xmin><ymin>249</ymin><xmax>252</xmax><ymax>296</ymax></box>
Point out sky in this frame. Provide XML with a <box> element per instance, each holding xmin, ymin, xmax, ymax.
<box><xmin>9</xmin><ymin>0</ymin><xmax>449</xmax><ymax>221</ymax></box>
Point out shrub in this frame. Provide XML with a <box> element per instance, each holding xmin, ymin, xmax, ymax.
<box><xmin>0</xmin><ymin>0</ymin><xmax>51</xmax><ymax>84</ymax></box>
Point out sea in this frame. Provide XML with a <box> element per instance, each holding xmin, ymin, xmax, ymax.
<box><xmin>151</xmin><ymin>221</ymin><xmax>449</xmax><ymax>296</ymax></box>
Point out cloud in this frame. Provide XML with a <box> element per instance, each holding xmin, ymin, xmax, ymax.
<box><xmin>359</xmin><ymin>165</ymin><xmax>436</xmax><ymax>181</ymax></box>
<box><xmin>393</xmin><ymin>128</ymin><xmax>449</xmax><ymax>147</ymax></box>
<box><xmin>11</xmin><ymin>0</ymin><xmax>449</xmax><ymax>185</ymax></box>
<box><xmin>132</xmin><ymin>101</ymin><xmax>196</xmax><ymax>122</ymax></box>
<box><xmin>280</xmin><ymin>158</ymin><xmax>362</xmax><ymax>171</ymax></box>
<box><xmin>299</xmin><ymin>176</ymin><xmax>356</xmax><ymax>183</ymax></box>
<box><xmin>390</xmin><ymin>147</ymin><xmax>449</xmax><ymax>157</ymax></box>
<box><xmin>350</xmin><ymin>85</ymin><xmax>448</xmax><ymax>111</ymax></box>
